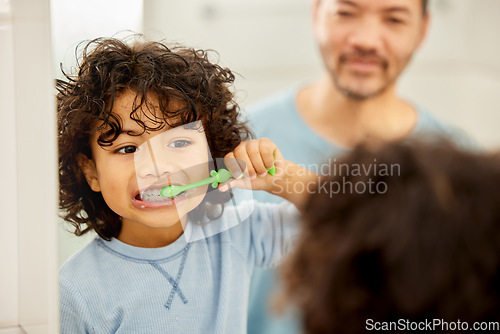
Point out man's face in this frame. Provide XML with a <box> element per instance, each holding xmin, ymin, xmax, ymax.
<box><xmin>313</xmin><ymin>0</ymin><xmax>429</xmax><ymax>100</ymax></box>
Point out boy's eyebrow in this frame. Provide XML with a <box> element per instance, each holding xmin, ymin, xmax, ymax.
<box><xmin>118</xmin><ymin>129</ymin><xmax>143</xmax><ymax>136</ymax></box>
<box><xmin>116</xmin><ymin>123</ymin><xmax>198</xmax><ymax>138</ymax></box>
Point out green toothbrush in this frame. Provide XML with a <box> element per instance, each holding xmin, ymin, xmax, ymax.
<box><xmin>160</xmin><ymin>165</ymin><xmax>276</xmax><ymax>198</ymax></box>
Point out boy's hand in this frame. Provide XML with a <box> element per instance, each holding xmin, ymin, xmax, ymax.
<box><xmin>222</xmin><ymin>138</ymin><xmax>284</xmax><ymax>192</ymax></box>
<box><xmin>221</xmin><ymin>138</ymin><xmax>318</xmax><ymax>209</ymax></box>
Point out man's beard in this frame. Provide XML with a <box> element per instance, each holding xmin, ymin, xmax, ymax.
<box><xmin>332</xmin><ymin>74</ymin><xmax>393</xmax><ymax>101</ymax></box>
<box><xmin>328</xmin><ymin>51</ymin><xmax>392</xmax><ymax>101</ymax></box>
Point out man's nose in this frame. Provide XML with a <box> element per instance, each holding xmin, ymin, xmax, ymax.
<box><xmin>346</xmin><ymin>17</ymin><xmax>383</xmax><ymax>52</ymax></box>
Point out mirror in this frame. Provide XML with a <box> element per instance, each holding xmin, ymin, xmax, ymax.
<box><xmin>49</xmin><ymin>0</ymin><xmax>500</xmax><ymax>333</ymax></box>
<box><xmin>52</xmin><ymin>0</ymin><xmax>320</xmax><ymax>266</ymax></box>
<box><xmin>53</xmin><ymin>0</ymin><xmax>500</xmax><ymax>270</ymax></box>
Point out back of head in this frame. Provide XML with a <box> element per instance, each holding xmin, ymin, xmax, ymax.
<box><xmin>282</xmin><ymin>139</ymin><xmax>500</xmax><ymax>334</ymax></box>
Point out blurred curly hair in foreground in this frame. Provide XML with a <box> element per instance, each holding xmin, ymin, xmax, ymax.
<box><xmin>280</xmin><ymin>138</ymin><xmax>500</xmax><ymax>334</ymax></box>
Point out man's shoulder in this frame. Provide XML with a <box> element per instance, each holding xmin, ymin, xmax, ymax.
<box><xmin>413</xmin><ymin>105</ymin><xmax>479</xmax><ymax>150</ymax></box>
<box><xmin>414</xmin><ymin>105</ymin><xmax>451</xmax><ymax>132</ymax></box>
<box><xmin>246</xmin><ymin>88</ymin><xmax>297</xmax><ymax>120</ymax></box>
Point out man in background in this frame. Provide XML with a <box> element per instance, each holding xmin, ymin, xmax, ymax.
<box><xmin>246</xmin><ymin>0</ymin><xmax>471</xmax><ymax>333</ymax></box>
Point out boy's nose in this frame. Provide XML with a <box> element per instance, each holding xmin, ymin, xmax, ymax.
<box><xmin>135</xmin><ymin>140</ymin><xmax>175</xmax><ymax>179</ymax></box>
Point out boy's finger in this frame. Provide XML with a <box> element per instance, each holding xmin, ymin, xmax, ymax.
<box><xmin>224</xmin><ymin>153</ymin><xmax>245</xmax><ymax>179</ymax></box>
<box><xmin>259</xmin><ymin>139</ymin><xmax>277</xmax><ymax>171</ymax></box>
<box><xmin>219</xmin><ymin>177</ymin><xmax>251</xmax><ymax>192</ymax></box>
<box><xmin>270</xmin><ymin>147</ymin><xmax>284</xmax><ymax>174</ymax></box>
<box><xmin>218</xmin><ymin>180</ymin><xmax>233</xmax><ymax>192</ymax></box>
<box><xmin>273</xmin><ymin>158</ymin><xmax>285</xmax><ymax>177</ymax></box>
<box><xmin>233</xmin><ymin>144</ymin><xmax>256</xmax><ymax>179</ymax></box>
<box><xmin>273</xmin><ymin>146</ymin><xmax>284</xmax><ymax>162</ymax></box>
<box><xmin>246</xmin><ymin>140</ymin><xmax>268</xmax><ymax>177</ymax></box>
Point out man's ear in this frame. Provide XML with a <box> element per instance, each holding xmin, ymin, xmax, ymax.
<box><xmin>416</xmin><ymin>13</ymin><xmax>430</xmax><ymax>49</ymax></box>
<box><xmin>77</xmin><ymin>154</ymin><xmax>101</xmax><ymax>192</ymax></box>
<box><xmin>311</xmin><ymin>0</ymin><xmax>322</xmax><ymax>38</ymax></box>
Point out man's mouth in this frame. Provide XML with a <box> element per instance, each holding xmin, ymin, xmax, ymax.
<box><xmin>341</xmin><ymin>55</ymin><xmax>387</xmax><ymax>73</ymax></box>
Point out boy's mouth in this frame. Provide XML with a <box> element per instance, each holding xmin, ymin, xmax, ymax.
<box><xmin>132</xmin><ymin>185</ymin><xmax>188</xmax><ymax>208</ymax></box>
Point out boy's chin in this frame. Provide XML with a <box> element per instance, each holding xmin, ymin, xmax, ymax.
<box><xmin>140</xmin><ymin>216</ymin><xmax>186</xmax><ymax>230</ymax></box>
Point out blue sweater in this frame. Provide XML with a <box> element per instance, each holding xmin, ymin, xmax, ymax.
<box><xmin>59</xmin><ymin>201</ymin><xmax>299</xmax><ymax>333</ymax></box>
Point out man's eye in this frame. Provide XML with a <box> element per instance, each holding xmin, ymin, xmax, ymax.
<box><xmin>337</xmin><ymin>11</ymin><xmax>354</xmax><ymax>17</ymax></box>
<box><xmin>387</xmin><ymin>17</ymin><xmax>404</xmax><ymax>24</ymax></box>
<box><xmin>117</xmin><ymin>145</ymin><xmax>138</xmax><ymax>154</ymax></box>
<box><xmin>168</xmin><ymin>140</ymin><xmax>192</xmax><ymax>149</ymax></box>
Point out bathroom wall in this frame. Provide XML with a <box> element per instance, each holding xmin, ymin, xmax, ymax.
<box><xmin>0</xmin><ymin>0</ymin><xmax>58</xmax><ymax>332</ymax></box>
<box><xmin>143</xmin><ymin>0</ymin><xmax>500</xmax><ymax>149</ymax></box>
<box><xmin>0</xmin><ymin>0</ymin><xmax>20</xmax><ymax>328</ymax></box>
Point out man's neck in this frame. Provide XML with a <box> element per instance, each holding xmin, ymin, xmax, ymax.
<box><xmin>296</xmin><ymin>74</ymin><xmax>417</xmax><ymax>148</ymax></box>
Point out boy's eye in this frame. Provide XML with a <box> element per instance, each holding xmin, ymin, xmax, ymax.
<box><xmin>117</xmin><ymin>145</ymin><xmax>138</xmax><ymax>154</ymax></box>
<box><xmin>168</xmin><ymin>139</ymin><xmax>192</xmax><ymax>149</ymax></box>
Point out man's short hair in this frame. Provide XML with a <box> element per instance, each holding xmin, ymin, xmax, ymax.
<box><xmin>422</xmin><ymin>0</ymin><xmax>429</xmax><ymax>15</ymax></box>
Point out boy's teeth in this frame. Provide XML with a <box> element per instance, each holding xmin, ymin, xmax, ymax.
<box><xmin>140</xmin><ymin>189</ymin><xmax>166</xmax><ymax>202</ymax></box>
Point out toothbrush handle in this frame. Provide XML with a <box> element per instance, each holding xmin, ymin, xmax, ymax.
<box><xmin>160</xmin><ymin>166</ymin><xmax>276</xmax><ymax>197</ymax></box>
<box><xmin>186</xmin><ymin>166</ymin><xmax>275</xmax><ymax>188</ymax></box>
<box><xmin>239</xmin><ymin>166</ymin><xmax>276</xmax><ymax>178</ymax></box>
<box><xmin>172</xmin><ymin>177</ymin><xmax>216</xmax><ymax>193</ymax></box>
<box><xmin>266</xmin><ymin>165</ymin><xmax>276</xmax><ymax>176</ymax></box>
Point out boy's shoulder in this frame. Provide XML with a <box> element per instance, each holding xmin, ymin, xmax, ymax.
<box><xmin>59</xmin><ymin>237</ymin><xmax>109</xmax><ymax>282</ymax></box>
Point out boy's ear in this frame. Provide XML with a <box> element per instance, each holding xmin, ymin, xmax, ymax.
<box><xmin>77</xmin><ymin>154</ymin><xmax>101</xmax><ymax>192</ymax></box>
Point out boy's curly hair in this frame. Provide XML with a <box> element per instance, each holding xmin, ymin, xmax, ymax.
<box><xmin>57</xmin><ymin>36</ymin><xmax>251</xmax><ymax>240</ymax></box>
<box><xmin>281</xmin><ymin>139</ymin><xmax>500</xmax><ymax>334</ymax></box>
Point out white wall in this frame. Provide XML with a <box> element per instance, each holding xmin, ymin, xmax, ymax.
<box><xmin>51</xmin><ymin>0</ymin><xmax>144</xmax><ymax>80</ymax></box>
<box><xmin>143</xmin><ymin>0</ymin><xmax>323</xmax><ymax>109</ymax></box>
<box><xmin>0</xmin><ymin>0</ymin><xmax>20</xmax><ymax>327</ymax></box>
<box><xmin>0</xmin><ymin>0</ymin><xmax>58</xmax><ymax>332</ymax></box>
<box><xmin>398</xmin><ymin>0</ymin><xmax>500</xmax><ymax>149</ymax></box>
<box><xmin>143</xmin><ymin>0</ymin><xmax>500</xmax><ymax>149</ymax></box>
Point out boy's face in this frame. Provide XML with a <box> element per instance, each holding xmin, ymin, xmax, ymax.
<box><xmin>312</xmin><ymin>0</ymin><xmax>429</xmax><ymax>100</ymax></box>
<box><xmin>81</xmin><ymin>90</ymin><xmax>210</xmax><ymax>243</ymax></box>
